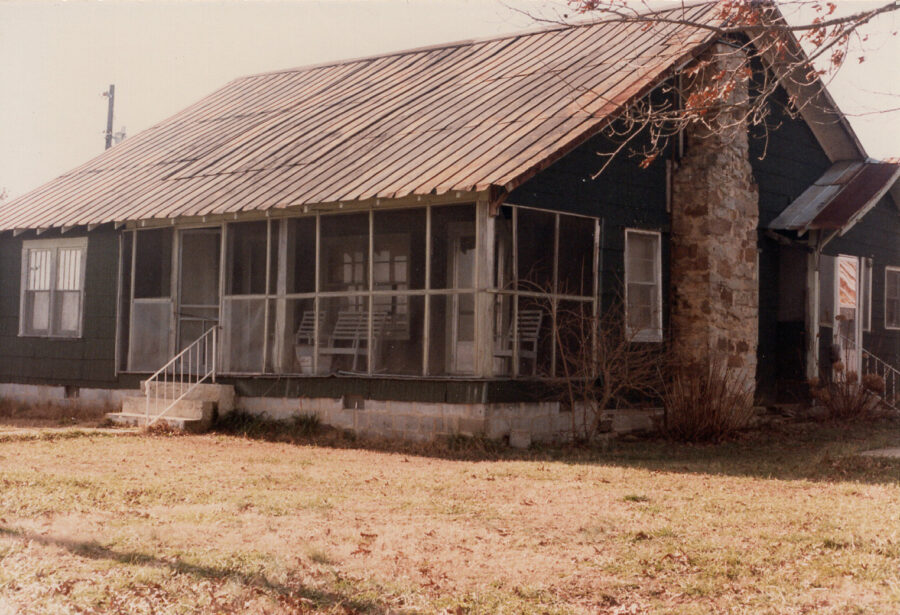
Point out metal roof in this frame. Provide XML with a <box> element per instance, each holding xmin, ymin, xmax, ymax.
<box><xmin>0</xmin><ymin>3</ymin><xmax>724</xmax><ymax>231</ymax></box>
<box><xmin>769</xmin><ymin>159</ymin><xmax>900</xmax><ymax>235</ymax></box>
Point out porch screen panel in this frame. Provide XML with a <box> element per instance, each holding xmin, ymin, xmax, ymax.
<box><xmin>317</xmin><ymin>296</ymin><xmax>371</xmax><ymax>374</ymax></box>
<box><xmin>221</xmin><ymin>298</ymin><xmax>266</xmax><ymax>373</ymax></box>
<box><xmin>223</xmin><ymin>222</ymin><xmax>269</xmax><ymax>373</ymax></box>
<box><xmin>180</xmin><ymin>232</ymin><xmax>220</xmax><ymax>308</ymax></box>
<box><xmin>321</xmin><ymin>213</ymin><xmax>370</xmax><ymax>293</ymax></box>
<box><xmin>555</xmin><ymin>300</ymin><xmax>592</xmax><ymax>378</ymax></box>
<box><xmin>372</xmin><ymin>296</ymin><xmax>424</xmax><ymax>375</ymax></box>
<box><xmin>226</xmin><ymin>221</ymin><xmax>268</xmax><ymax>295</ymax></box>
<box><xmin>371</xmin><ymin>210</ymin><xmax>425</xmax><ymax>375</ymax></box>
<box><xmin>429</xmin><ymin>205</ymin><xmax>476</xmax><ymax>375</ymax></box>
<box><xmin>286</xmin><ymin>218</ymin><xmax>316</xmax><ymax>294</ymax></box>
<box><xmin>129</xmin><ymin>301</ymin><xmax>171</xmax><ymax>372</ymax></box>
<box><xmin>133</xmin><ymin>228</ymin><xmax>172</xmax><ymax>298</ymax></box>
<box><xmin>430</xmin><ymin>205</ymin><xmax>475</xmax><ymax>290</ymax></box>
<box><xmin>428</xmin><ymin>295</ymin><xmax>450</xmax><ymax>375</ymax></box>
<box><xmin>284</xmin><ymin>298</ymin><xmax>316</xmax><ymax>374</ymax></box>
<box><xmin>278</xmin><ymin>218</ymin><xmax>317</xmax><ymax>374</ymax></box>
<box><xmin>129</xmin><ymin>229</ymin><xmax>173</xmax><ymax>371</ymax></box>
<box><xmin>557</xmin><ymin>216</ymin><xmax>595</xmax><ymax>296</ymax></box>
<box><xmin>374</xmin><ymin>209</ymin><xmax>425</xmax><ymax>290</ymax></box>
<box><xmin>492</xmin><ymin>292</ymin><xmax>515</xmax><ymax>376</ymax></box>
<box><xmin>517</xmin><ymin>296</ymin><xmax>552</xmax><ymax>376</ymax></box>
<box><xmin>516</xmin><ymin>208</ymin><xmax>555</xmax><ymax>291</ymax></box>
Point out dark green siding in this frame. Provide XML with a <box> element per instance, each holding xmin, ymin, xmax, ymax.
<box><xmin>824</xmin><ymin>197</ymin><xmax>900</xmax><ymax>370</ymax></box>
<box><xmin>750</xmin><ymin>94</ymin><xmax>832</xmax><ymax>402</ymax></box>
<box><xmin>0</xmin><ymin>226</ymin><xmax>120</xmax><ymax>387</ymax></box>
<box><xmin>508</xmin><ymin>127</ymin><xmax>671</xmax><ymax>322</ymax></box>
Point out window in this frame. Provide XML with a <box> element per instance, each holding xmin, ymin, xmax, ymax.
<box><xmin>20</xmin><ymin>237</ymin><xmax>87</xmax><ymax>338</ymax></box>
<box><xmin>625</xmin><ymin>229</ymin><xmax>662</xmax><ymax>343</ymax></box>
<box><xmin>886</xmin><ymin>267</ymin><xmax>900</xmax><ymax>330</ymax></box>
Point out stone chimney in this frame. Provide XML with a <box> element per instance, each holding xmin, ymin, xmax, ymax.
<box><xmin>670</xmin><ymin>43</ymin><xmax>759</xmax><ymax>382</ymax></box>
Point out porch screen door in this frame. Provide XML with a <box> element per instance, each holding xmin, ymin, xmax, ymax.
<box><xmin>446</xmin><ymin>224</ymin><xmax>476</xmax><ymax>374</ymax></box>
<box><xmin>128</xmin><ymin>228</ymin><xmax>174</xmax><ymax>372</ymax></box>
<box><xmin>177</xmin><ymin>229</ymin><xmax>221</xmax><ymax>371</ymax></box>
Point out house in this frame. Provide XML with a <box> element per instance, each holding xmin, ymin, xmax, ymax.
<box><xmin>1</xmin><ymin>3</ymin><xmax>898</xmax><ymax>441</ymax></box>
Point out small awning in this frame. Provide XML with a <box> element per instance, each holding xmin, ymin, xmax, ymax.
<box><xmin>769</xmin><ymin>159</ymin><xmax>900</xmax><ymax>235</ymax></box>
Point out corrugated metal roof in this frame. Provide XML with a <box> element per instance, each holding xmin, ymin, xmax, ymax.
<box><xmin>769</xmin><ymin>159</ymin><xmax>900</xmax><ymax>234</ymax></box>
<box><xmin>0</xmin><ymin>4</ymin><xmax>727</xmax><ymax>231</ymax></box>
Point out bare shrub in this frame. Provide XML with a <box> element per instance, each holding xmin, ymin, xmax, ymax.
<box><xmin>551</xmin><ymin>296</ymin><xmax>664</xmax><ymax>443</ymax></box>
<box><xmin>809</xmin><ymin>368</ymin><xmax>884</xmax><ymax>421</ymax></box>
<box><xmin>663</xmin><ymin>358</ymin><xmax>755</xmax><ymax>442</ymax></box>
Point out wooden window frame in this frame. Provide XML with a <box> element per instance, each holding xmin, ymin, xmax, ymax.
<box><xmin>19</xmin><ymin>237</ymin><xmax>88</xmax><ymax>339</ymax></box>
<box><xmin>624</xmin><ymin>229</ymin><xmax>663</xmax><ymax>343</ymax></box>
<box><xmin>886</xmin><ymin>266</ymin><xmax>900</xmax><ymax>330</ymax></box>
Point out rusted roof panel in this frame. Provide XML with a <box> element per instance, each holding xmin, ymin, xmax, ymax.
<box><xmin>770</xmin><ymin>160</ymin><xmax>900</xmax><ymax>233</ymax></box>
<box><xmin>0</xmin><ymin>4</ymin><xmax>724</xmax><ymax>231</ymax></box>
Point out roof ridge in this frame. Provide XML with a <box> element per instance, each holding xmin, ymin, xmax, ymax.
<box><xmin>237</xmin><ymin>1</ymin><xmax>717</xmax><ymax>80</ymax></box>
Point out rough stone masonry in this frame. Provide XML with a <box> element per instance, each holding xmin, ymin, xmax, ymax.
<box><xmin>670</xmin><ymin>42</ymin><xmax>759</xmax><ymax>384</ymax></box>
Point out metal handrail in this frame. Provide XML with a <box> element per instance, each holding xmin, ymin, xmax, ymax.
<box><xmin>860</xmin><ymin>347</ymin><xmax>899</xmax><ymax>411</ymax></box>
<box><xmin>838</xmin><ymin>334</ymin><xmax>899</xmax><ymax>411</ymax></box>
<box><xmin>145</xmin><ymin>327</ymin><xmax>217</xmax><ymax>426</ymax></box>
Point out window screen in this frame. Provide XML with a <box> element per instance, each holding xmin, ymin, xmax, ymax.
<box><xmin>625</xmin><ymin>230</ymin><xmax>662</xmax><ymax>342</ymax></box>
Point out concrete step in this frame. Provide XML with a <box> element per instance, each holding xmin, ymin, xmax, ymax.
<box><xmin>140</xmin><ymin>381</ymin><xmax>234</xmax><ymax>414</ymax></box>
<box><xmin>121</xmin><ymin>395</ymin><xmax>215</xmax><ymax>421</ymax></box>
<box><xmin>105</xmin><ymin>411</ymin><xmax>210</xmax><ymax>433</ymax></box>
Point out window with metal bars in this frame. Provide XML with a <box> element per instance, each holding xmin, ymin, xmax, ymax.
<box><xmin>20</xmin><ymin>237</ymin><xmax>87</xmax><ymax>338</ymax></box>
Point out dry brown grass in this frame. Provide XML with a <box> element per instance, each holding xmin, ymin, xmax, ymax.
<box><xmin>0</xmin><ymin>421</ymin><xmax>898</xmax><ymax>614</ymax></box>
<box><xmin>0</xmin><ymin>398</ymin><xmax>111</xmax><ymax>429</ymax></box>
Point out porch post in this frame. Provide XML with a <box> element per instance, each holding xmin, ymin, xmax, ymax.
<box><xmin>475</xmin><ymin>194</ymin><xmax>495</xmax><ymax>377</ymax></box>
<box><xmin>804</xmin><ymin>233</ymin><xmax>820</xmax><ymax>380</ymax></box>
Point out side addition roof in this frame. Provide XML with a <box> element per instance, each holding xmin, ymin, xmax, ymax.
<box><xmin>769</xmin><ymin>159</ymin><xmax>900</xmax><ymax>235</ymax></box>
<box><xmin>0</xmin><ymin>4</ymin><xmax>725</xmax><ymax>231</ymax></box>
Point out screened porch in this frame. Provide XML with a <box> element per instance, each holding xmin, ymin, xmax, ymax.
<box><xmin>118</xmin><ymin>201</ymin><xmax>601</xmax><ymax>379</ymax></box>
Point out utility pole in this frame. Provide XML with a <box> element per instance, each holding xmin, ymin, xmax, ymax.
<box><xmin>103</xmin><ymin>84</ymin><xmax>115</xmax><ymax>150</ymax></box>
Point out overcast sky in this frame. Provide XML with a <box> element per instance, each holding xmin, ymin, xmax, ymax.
<box><xmin>1</xmin><ymin>0</ymin><xmax>898</xmax><ymax>199</ymax></box>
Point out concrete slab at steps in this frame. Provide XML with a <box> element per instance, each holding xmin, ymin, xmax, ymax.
<box><xmin>105</xmin><ymin>409</ymin><xmax>212</xmax><ymax>433</ymax></box>
<box><xmin>140</xmin><ymin>381</ymin><xmax>234</xmax><ymax>414</ymax></box>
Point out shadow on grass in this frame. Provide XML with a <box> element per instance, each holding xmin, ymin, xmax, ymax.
<box><xmin>211</xmin><ymin>411</ymin><xmax>900</xmax><ymax>485</ymax></box>
<box><xmin>0</xmin><ymin>526</ymin><xmax>389</xmax><ymax>614</ymax></box>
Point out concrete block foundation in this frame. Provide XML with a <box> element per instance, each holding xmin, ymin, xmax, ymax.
<box><xmin>0</xmin><ymin>383</ymin><xmax>664</xmax><ymax>444</ymax></box>
<box><xmin>235</xmin><ymin>395</ymin><xmax>663</xmax><ymax>444</ymax></box>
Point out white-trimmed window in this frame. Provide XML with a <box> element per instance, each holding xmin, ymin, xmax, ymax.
<box><xmin>625</xmin><ymin>229</ymin><xmax>662</xmax><ymax>343</ymax></box>
<box><xmin>20</xmin><ymin>237</ymin><xmax>87</xmax><ymax>338</ymax></box>
<box><xmin>886</xmin><ymin>266</ymin><xmax>900</xmax><ymax>330</ymax></box>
